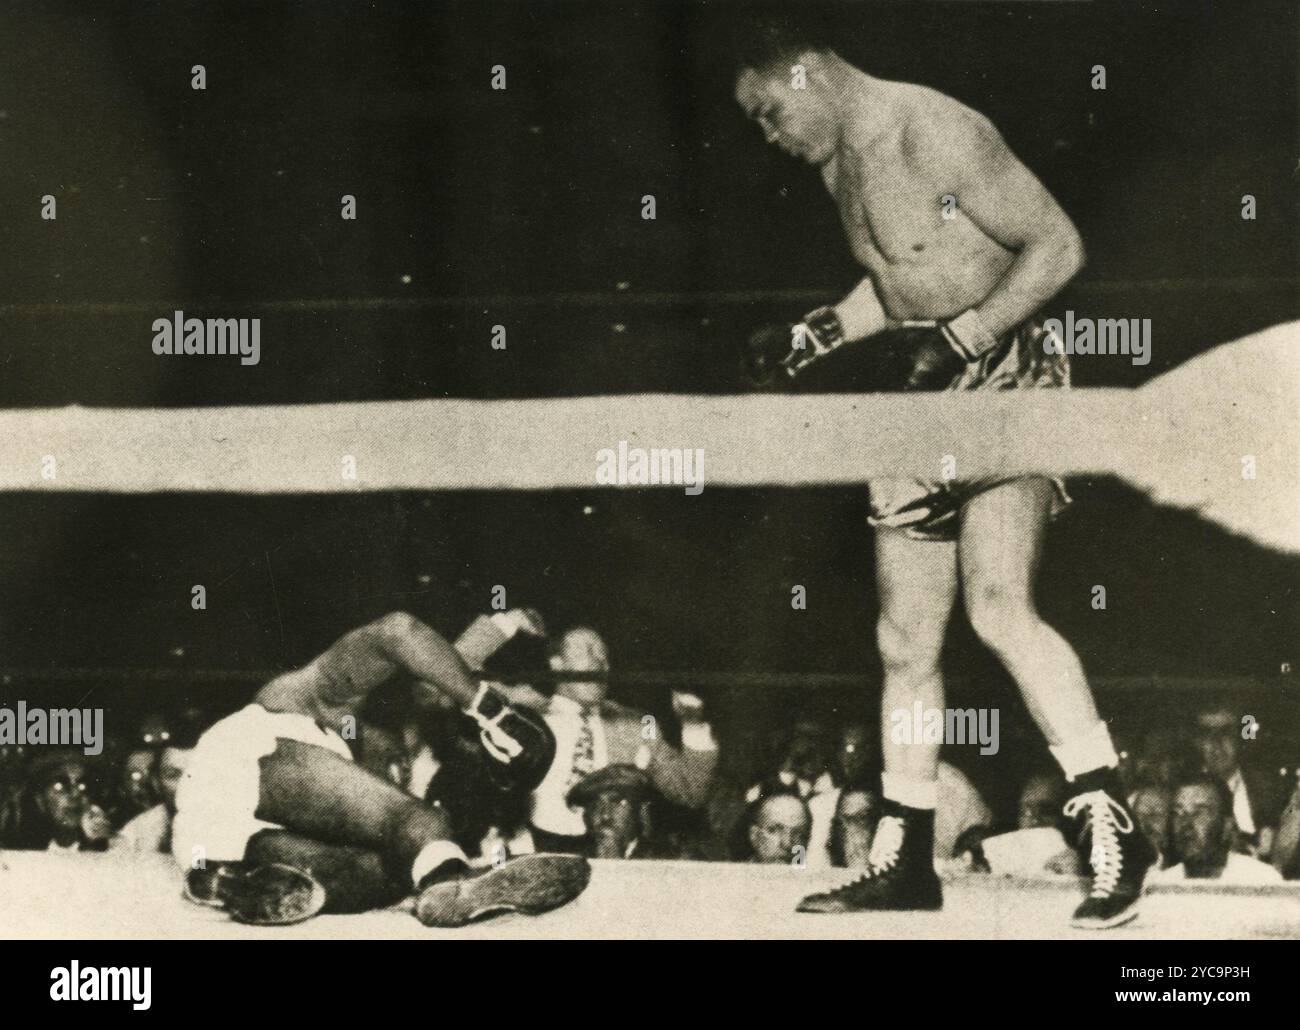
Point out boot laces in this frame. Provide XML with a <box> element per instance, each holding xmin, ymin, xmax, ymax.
<box><xmin>1063</xmin><ymin>790</ymin><xmax>1132</xmax><ymax>897</ymax></box>
<box><xmin>824</xmin><ymin>814</ymin><xmax>906</xmax><ymax>893</ymax></box>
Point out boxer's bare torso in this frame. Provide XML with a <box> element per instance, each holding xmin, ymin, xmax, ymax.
<box><xmin>823</xmin><ymin>80</ymin><xmax>1022</xmax><ymax>323</ymax></box>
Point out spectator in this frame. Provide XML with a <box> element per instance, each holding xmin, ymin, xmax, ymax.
<box><xmin>110</xmin><ymin>748</ymin><xmax>158</xmax><ymax>827</ymax></box>
<box><xmin>6</xmin><ymin>750</ymin><xmax>111</xmax><ymax>851</ymax></box>
<box><xmin>806</xmin><ymin>721</ymin><xmax>879</xmax><ymax>868</ymax></box>
<box><xmin>739</xmin><ymin>791</ymin><xmax>811</xmax><ymax>865</ymax></box>
<box><xmin>1194</xmin><ymin>702</ymin><xmax>1283</xmax><ymax>856</ymax></box>
<box><xmin>1156</xmin><ymin>774</ymin><xmax>1282</xmax><ymax>884</ymax></box>
<box><xmin>568</xmin><ymin>764</ymin><xmax>676</xmax><ymax>859</ymax></box>
<box><xmin>1131</xmin><ymin>726</ymin><xmax>1191</xmax><ymax>789</ymax></box>
<box><xmin>1128</xmin><ymin>783</ymin><xmax>1174</xmax><ymax>869</ymax></box>
<box><xmin>1017</xmin><ymin>772</ymin><xmax>1067</xmax><ymax>830</ymax></box>
<box><xmin>113</xmin><ymin>741</ymin><xmax>193</xmax><ymax>854</ymax></box>
<box><xmin>748</xmin><ymin>716</ymin><xmax>835</xmax><ymax>802</ymax></box>
<box><xmin>975</xmin><ymin>772</ymin><xmax>1077</xmax><ymax>877</ymax></box>
<box><xmin>529</xmin><ymin>627</ymin><xmax>718</xmax><ymax>852</ymax></box>
<box><xmin>136</xmin><ymin>711</ymin><xmax>174</xmax><ymax>751</ymax></box>
<box><xmin>827</xmin><ymin>784</ymin><xmax>879</xmax><ymax>868</ymax></box>
<box><xmin>1272</xmin><ymin>777</ymin><xmax>1300</xmax><ymax>880</ymax></box>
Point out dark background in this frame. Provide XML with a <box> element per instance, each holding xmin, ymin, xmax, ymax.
<box><xmin>0</xmin><ymin>1</ymin><xmax>1296</xmax><ymax>801</ymax></box>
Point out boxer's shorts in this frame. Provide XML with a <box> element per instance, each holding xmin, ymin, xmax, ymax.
<box><xmin>868</xmin><ymin>317</ymin><xmax>1071</xmax><ymax>541</ymax></box>
<box><xmin>171</xmin><ymin>703</ymin><xmax>352</xmax><ymax>867</ymax></box>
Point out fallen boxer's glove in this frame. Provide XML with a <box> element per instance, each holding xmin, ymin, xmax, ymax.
<box><xmin>466</xmin><ymin>684</ymin><xmax>556</xmax><ymax>793</ymax></box>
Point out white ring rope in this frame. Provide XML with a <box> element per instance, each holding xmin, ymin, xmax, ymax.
<box><xmin>1</xmin><ymin>322</ymin><xmax>1295</xmax><ymax>552</ymax></box>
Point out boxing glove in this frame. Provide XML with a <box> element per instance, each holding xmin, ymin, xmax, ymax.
<box><xmin>465</xmin><ymin>684</ymin><xmax>557</xmax><ymax>793</ymax></box>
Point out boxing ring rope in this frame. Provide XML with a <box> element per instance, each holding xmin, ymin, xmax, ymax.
<box><xmin>2</xmin><ymin>322</ymin><xmax>1297</xmax><ymax>553</ymax></box>
<box><xmin>0</xmin><ymin>665</ymin><xmax>1278</xmax><ymax>696</ymax></box>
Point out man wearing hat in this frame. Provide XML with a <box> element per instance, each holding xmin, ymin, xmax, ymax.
<box><xmin>568</xmin><ymin>764</ymin><xmax>676</xmax><ymax>860</ymax></box>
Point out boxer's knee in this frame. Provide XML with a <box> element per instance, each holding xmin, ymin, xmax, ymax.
<box><xmin>876</xmin><ymin>610</ymin><xmax>945</xmax><ymax>681</ymax></box>
<box><xmin>381</xmin><ymin>797</ymin><xmax>454</xmax><ymax>857</ymax></box>
<box><xmin>965</xmin><ymin>580</ymin><xmax>1038</xmax><ymax>656</ymax></box>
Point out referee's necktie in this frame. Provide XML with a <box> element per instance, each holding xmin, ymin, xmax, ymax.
<box><xmin>568</xmin><ymin>711</ymin><xmax>597</xmax><ymax>789</ymax></box>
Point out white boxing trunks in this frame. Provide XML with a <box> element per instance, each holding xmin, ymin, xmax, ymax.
<box><xmin>171</xmin><ymin>703</ymin><xmax>352</xmax><ymax>868</ymax></box>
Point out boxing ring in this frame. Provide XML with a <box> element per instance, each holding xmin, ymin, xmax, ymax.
<box><xmin>1</xmin><ymin>320</ymin><xmax>1298</xmax><ymax>938</ymax></box>
<box><xmin>2</xmin><ymin>850</ymin><xmax>1297</xmax><ymax>940</ymax></box>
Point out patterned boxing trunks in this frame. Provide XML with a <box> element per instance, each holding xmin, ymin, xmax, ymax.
<box><xmin>867</xmin><ymin>316</ymin><xmax>1071</xmax><ymax>541</ymax></box>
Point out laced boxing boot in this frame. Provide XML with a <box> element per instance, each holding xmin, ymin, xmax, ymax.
<box><xmin>1062</xmin><ymin>767</ymin><xmax>1155</xmax><ymax>929</ymax></box>
<box><xmin>796</xmin><ymin>801</ymin><xmax>942</xmax><ymax>913</ymax></box>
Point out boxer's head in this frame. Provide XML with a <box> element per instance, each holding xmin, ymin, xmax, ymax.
<box><xmin>733</xmin><ymin>15</ymin><xmax>845</xmax><ymax>166</ymax></box>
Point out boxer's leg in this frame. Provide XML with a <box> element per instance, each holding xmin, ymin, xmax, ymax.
<box><xmin>957</xmin><ymin>477</ymin><xmax>1099</xmax><ymax>746</ymax></box>
<box><xmin>798</xmin><ymin>526</ymin><xmax>954</xmax><ymax>913</ymax></box>
<box><xmin>255</xmin><ymin>737</ymin><xmax>461</xmax><ymax>890</ymax></box>
<box><xmin>252</xmin><ymin>738</ymin><xmax>590</xmax><ymax>926</ymax></box>
<box><xmin>958</xmin><ymin>477</ymin><xmax>1153</xmax><ymax>927</ymax></box>
<box><xmin>876</xmin><ymin>526</ymin><xmax>959</xmax><ymax>785</ymax></box>
<box><xmin>244</xmin><ymin>829</ymin><xmax>404</xmax><ymax>914</ymax></box>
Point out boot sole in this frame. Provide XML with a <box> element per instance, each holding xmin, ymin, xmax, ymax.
<box><xmin>222</xmin><ymin>864</ymin><xmax>328</xmax><ymax>926</ymax></box>
<box><xmin>1070</xmin><ymin>902</ymin><xmax>1142</xmax><ymax>930</ymax></box>
<box><xmin>416</xmin><ymin>853</ymin><xmax>591</xmax><ymax>927</ymax></box>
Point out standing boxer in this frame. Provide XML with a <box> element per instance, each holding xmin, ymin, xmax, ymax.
<box><xmin>734</xmin><ymin>16</ymin><xmax>1153</xmax><ymax>928</ymax></box>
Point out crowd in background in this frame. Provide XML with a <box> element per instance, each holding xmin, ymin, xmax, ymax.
<box><xmin>2</xmin><ymin>623</ymin><xmax>1298</xmax><ymax>890</ymax></box>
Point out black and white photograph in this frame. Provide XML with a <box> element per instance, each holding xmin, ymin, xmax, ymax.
<box><xmin>0</xmin><ymin>0</ymin><xmax>1297</xmax><ymax>988</ymax></box>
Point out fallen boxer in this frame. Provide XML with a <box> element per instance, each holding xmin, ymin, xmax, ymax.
<box><xmin>172</xmin><ymin>608</ymin><xmax>590</xmax><ymax>926</ymax></box>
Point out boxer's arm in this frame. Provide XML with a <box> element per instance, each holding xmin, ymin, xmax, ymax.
<box><xmin>831</xmin><ymin>276</ymin><xmax>890</xmax><ymax>342</ymax></box>
<box><xmin>260</xmin><ymin>611</ymin><xmax>480</xmax><ymax>715</ymax></box>
<box><xmin>911</xmin><ymin>107</ymin><xmax>1085</xmax><ymax>337</ymax></box>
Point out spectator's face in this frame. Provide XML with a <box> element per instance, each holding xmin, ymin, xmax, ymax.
<box><xmin>121</xmin><ymin>750</ymin><xmax>156</xmax><ymax>806</ymax></box>
<box><xmin>36</xmin><ymin>759</ymin><xmax>90</xmax><ymax>831</ymax></box>
<box><xmin>786</xmin><ymin>719</ymin><xmax>830</xmax><ymax>784</ymax></box>
<box><xmin>155</xmin><ymin>747</ymin><xmax>190</xmax><ymax>811</ymax></box>
<box><xmin>552</xmin><ymin>629</ymin><xmax>609</xmax><ymax>709</ymax></box>
<box><xmin>1130</xmin><ymin>786</ymin><xmax>1172</xmax><ymax>858</ymax></box>
<box><xmin>834</xmin><ymin>789</ymin><xmax>878</xmax><ymax>867</ymax></box>
<box><xmin>1195</xmin><ymin>711</ymin><xmax>1240</xmax><ymax>780</ymax></box>
<box><xmin>583</xmin><ymin>789</ymin><xmax>645</xmax><ymax>859</ymax></box>
<box><xmin>1172</xmin><ymin>784</ymin><xmax>1231</xmax><ymax>870</ymax></box>
<box><xmin>749</xmin><ymin>796</ymin><xmax>811</xmax><ymax>864</ymax></box>
<box><xmin>1017</xmin><ymin>776</ymin><xmax>1063</xmax><ymax>830</ymax></box>
<box><xmin>137</xmin><ymin>714</ymin><xmax>172</xmax><ymax>750</ymax></box>
<box><xmin>836</xmin><ymin>724</ymin><xmax>876</xmax><ymax>784</ymax></box>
